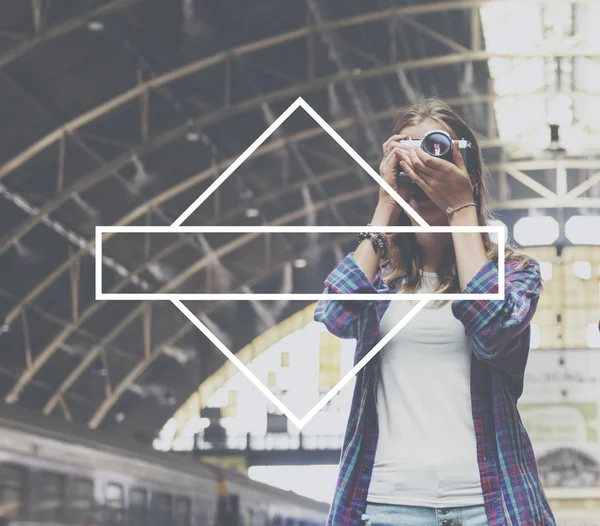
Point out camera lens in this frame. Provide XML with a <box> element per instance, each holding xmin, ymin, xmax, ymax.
<box><xmin>421</xmin><ymin>130</ymin><xmax>452</xmax><ymax>158</ymax></box>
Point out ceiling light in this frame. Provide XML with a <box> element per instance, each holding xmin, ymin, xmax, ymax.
<box><xmin>545</xmin><ymin>123</ymin><xmax>566</xmax><ymax>154</ymax></box>
<box><xmin>186</xmin><ymin>131</ymin><xmax>200</xmax><ymax>142</ymax></box>
<box><xmin>565</xmin><ymin>216</ymin><xmax>600</xmax><ymax>245</ymax></box>
<box><xmin>530</xmin><ymin>324</ymin><xmax>541</xmax><ymax>349</ymax></box>
<box><xmin>487</xmin><ymin>219</ymin><xmax>508</xmax><ymax>244</ymax></box>
<box><xmin>87</xmin><ymin>21</ymin><xmax>104</xmax><ymax>31</ymax></box>
<box><xmin>115</xmin><ymin>412</ymin><xmax>125</xmax><ymax>423</ymax></box>
<box><xmin>245</xmin><ymin>208</ymin><xmax>260</xmax><ymax>218</ymax></box>
<box><xmin>220</xmin><ymin>417</ymin><xmax>236</xmax><ymax>428</ymax></box>
<box><xmin>587</xmin><ymin>324</ymin><xmax>600</xmax><ymax>348</ymax></box>
<box><xmin>573</xmin><ymin>261</ymin><xmax>592</xmax><ymax>281</ymax></box>
<box><xmin>539</xmin><ymin>261</ymin><xmax>553</xmax><ymax>281</ymax></box>
<box><xmin>513</xmin><ymin>216</ymin><xmax>559</xmax><ymax>246</ymax></box>
<box><xmin>208</xmin><ymin>388</ymin><xmax>229</xmax><ymax>408</ymax></box>
<box><xmin>293</xmin><ymin>258</ymin><xmax>307</xmax><ymax>269</ymax></box>
<box><xmin>198</xmin><ymin>417</ymin><xmax>211</xmax><ymax>428</ymax></box>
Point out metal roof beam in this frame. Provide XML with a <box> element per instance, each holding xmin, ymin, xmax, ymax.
<box><xmin>3</xmin><ymin>0</ymin><xmax>594</xmax><ymax>183</ymax></box>
<box><xmin>38</xmin><ymin>185</ymin><xmax>377</xmax><ymax>416</ymax></box>
<box><xmin>0</xmin><ymin>68</ymin><xmax>155</xmax><ymax>285</ymax></box>
<box><xmin>0</xmin><ymin>288</ymin><xmax>138</xmax><ymax>364</ymax></box>
<box><xmin>2</xmin><ymin>93</ymin><xmax>504</xmax><ymax>332</ymax></box>
<box><xmin>1</xmin><ymin>54</ymin><xmax>575</xmax><ymax>257</ymax></box>
<box><xmin>85</xmin><ymin>231</ymin><xmax>357</xmax><ymax>430</ymax></box>
<box><xmin>402</xmin><ymin>16</ymin><xmax>470</xmax><ymax>54</ymax></box>
<box><xmin>0</xmin><ymin>0</ymin><xmax>147</xmax><ymax>69</ymax></box>
<box><xmin>306</xmin><ymin>0</ymin><xmax>384</xmax><ymax>155</ymax></box>
<box><xmin>37</xmin><ymin>162</ymin><xmax>378</xmax><ymax>415</ymax></box>
<box><xmin>12</xmin><ymin>163</ymin><xmax>370</xmax><ymax>394</ymax></box>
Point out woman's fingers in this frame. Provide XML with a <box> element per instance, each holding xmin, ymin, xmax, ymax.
<box><xmin>414</xmin><ymin>147</ymin><xmax>446</xmax><ymax>173</ymax></box>
<box><xmin>386</xmin><ymin>140</ymin><xmax>413</xmax><ymax>156</ymax></box>
<box><xmin>409</xmin><ymin>148</ymin><xmax>436</xmax><ymax>179</ymax></box>
<box><xmin>377</xmin><ymin>148</ymin><xmax>402</xmax><ymax>201</ymax></box>
<box><xmin>382</xmin><ymin>135</ymin><xmax>405</xmax><ymax>153</ymax></box>
<box><xmin>379</xmin><ymin>146</ymin><xmax>400</xmax><ymax>172</ymax></box>
<box><xmin>395</xmin><ymin>149</ymin><xmax>416</xmax><ymax>173</ymax></box>
<box><xmin>382</xmin><ymin>134</ymin><xmax>409</xmax><ymax>155</ymax></box>
<box><xmin>396</xmin><ymin>151</ymin><xmax>430</xmax><ymax>191</ymax></box>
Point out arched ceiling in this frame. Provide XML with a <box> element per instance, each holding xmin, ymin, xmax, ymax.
<box><xmin>1</xmin><ymin>0</ymin><xmax>599</xmax><ymax>444</ymax></box>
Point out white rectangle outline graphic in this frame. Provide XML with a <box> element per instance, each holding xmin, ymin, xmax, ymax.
<box><xmin>95</xmin><ymin>225</ymin><xmax>505</xmax><ymax>301</ymax></box>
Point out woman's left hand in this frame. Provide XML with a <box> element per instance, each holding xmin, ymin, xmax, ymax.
<box><xmin>395</xmin><ymin>142</ymin><xmax>474</xmax><ymax>211</ymax></box>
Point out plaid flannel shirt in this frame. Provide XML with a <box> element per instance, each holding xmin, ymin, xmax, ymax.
<box><xmin>314</xmin><ymin>252</ymin><xmax>556</xmax><ymax>526</ymax></box>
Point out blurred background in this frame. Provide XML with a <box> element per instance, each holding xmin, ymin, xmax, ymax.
<box><xmin>0</xmin><ymin>0</ymin><xmax>599</xmax><ymax>525</ymax></box>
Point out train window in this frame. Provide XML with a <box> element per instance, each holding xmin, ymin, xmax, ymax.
<box><xmin>69</xmin><ymin>478</ymin><xmax>94</xmax><ymax>525</ymax></box>
<box><xmin>174</xmin><ymin>497</ymin><xmax>191</xmax><ymax>526</ymax></box>
<box><xmin>271</xmin><ymin>517</ymin><xmax>283</xmax><ymax>526</ymax></box>
<box><xmin>0</xmin><ymin>464</ymin><xmax>26</xmax><ymax>519</ymax></box>
<box><xmin>130</xmin><ymin>488</ymin><xmax>147</xmax><ymax>526</ymax></box>
<box><xmin>105</xmin><ymin>483</ymin><xmax>125</xmax><ymax>526</ymax></box>
<box><xmin>34</xmin><ymin>472</ymin><xmax>67</xmax><ymax>522</ymax></box>
<box><xmin>285</xmin><ymin>519</ymin><xmax>295</xmax><ymax>526</ymax></box>
<box><xmin>151</xmin><ymin>493</ymin><xmax>172</xmax><ymax>526</ymax></box>
<box><xmin>252</xmin><ymin>508</ymin><xmax>268</xmax><ymax>526</ymax></box>
<box><xmin>255</xmin><ymin>510</ymin><xmax>268</xmax><ymax>526</ymax></box>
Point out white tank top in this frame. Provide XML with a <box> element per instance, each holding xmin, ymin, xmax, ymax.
<box><xmin>367</xmin><ymin>272</ymin><xmax>485</xmax><ymax>507</ymax></box>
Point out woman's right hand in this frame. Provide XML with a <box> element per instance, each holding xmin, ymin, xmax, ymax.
<box><xmin>376</xmin><ymin>134</ymin><xmax>411</xmax><ymax>218</ymax></box>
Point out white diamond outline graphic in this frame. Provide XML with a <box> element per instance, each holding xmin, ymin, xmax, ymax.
<box><xmin>94</xmin><ymin>96</ymin><xmax>506</xmax><ymax>429</ymax></box>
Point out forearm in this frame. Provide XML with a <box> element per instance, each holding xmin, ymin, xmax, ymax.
<box><xmin>353</xmin><ymin>202</ymin><xmax>400</xmax><ymax>282</ymax></box>
<box><xmin>451</xmin><ymin>256</ymin><xmax>542</xmax><ymax>360</ymax></box>
<box><xmin>449</xmin><ymin>206</ymin><xmax>489</xmax><ymax>291</ymax></box>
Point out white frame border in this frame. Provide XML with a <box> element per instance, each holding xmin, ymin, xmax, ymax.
<box><xmin>96</xmin><ymin>225</ymin><xmax>505</xmax><ymax>301</ymax></box>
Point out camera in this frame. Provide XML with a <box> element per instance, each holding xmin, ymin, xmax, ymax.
<box><xmin>396</xmin><ymin>129</ymin><xmax>476</xmax><ymax>183</ymax></box>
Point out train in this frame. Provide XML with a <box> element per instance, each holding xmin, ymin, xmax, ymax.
<box><xmin>0</xmin><ymin>405</ymin><xmax>329</xmax><ymax>526</ymax></box>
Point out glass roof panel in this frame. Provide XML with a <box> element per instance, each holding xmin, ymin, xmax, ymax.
<box><xmin>480</xmin><ymin>0</ymin><xmax>600</xmax><ymax>156</ymax></box>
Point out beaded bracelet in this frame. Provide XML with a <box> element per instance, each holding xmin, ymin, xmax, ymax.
<box><xmin>367</xmin><ymin>223</ymin><xmax>391</xmax><ymax>247</ymax></box>
<box><xmin>446</xmin><ymin>202</ymin><xmax>476</xmax><ymax>216</ymax></box>
<box><xmin>357</xmin><ymin>231</ymin><xmax>388</xmax><ymax>256</ymax></box>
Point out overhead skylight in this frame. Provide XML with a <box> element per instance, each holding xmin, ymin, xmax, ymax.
<box><xmin>480</xmin><ymin>1</ymin><xmax>600</xmax><ymax>157</ymax></box>
<box><xmin>565</xmin><ymin>216</ymin><xmax>600</xmax><ymax>244</ymax></box>
<box><xmin>514</xmin><ymin>216</ymin><xmax>560</xmax><ymax>245</ymax></box>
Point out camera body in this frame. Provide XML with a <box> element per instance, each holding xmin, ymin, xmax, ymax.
<box><xmin>396</xmin><ymin>129</ymin><xmax>477</xmax><ymax>184</ymax></box>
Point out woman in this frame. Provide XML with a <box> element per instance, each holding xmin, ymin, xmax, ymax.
<box><xmin>314</xmin><ymin>99</ymin><xmax>555</xmax><ymax>526</ymax></box>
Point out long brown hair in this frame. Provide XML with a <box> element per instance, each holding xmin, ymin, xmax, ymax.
<box><xmin>382</xmin><ymin>98</ymin><xmax>529</xmax><ymax>294</ymax></box>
